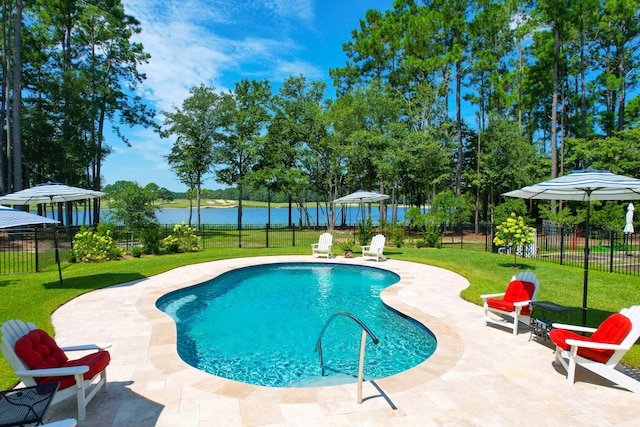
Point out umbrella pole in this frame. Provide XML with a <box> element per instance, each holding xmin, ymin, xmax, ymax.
<box><xmin>51</xmin><ymin>200</ymin><xmax>62</xmax><ymax>286</ymax></box>
<box><xmin>582</xmin><ymin>192</ymin><xmax>592</xmax><ymax>326</ymax></box>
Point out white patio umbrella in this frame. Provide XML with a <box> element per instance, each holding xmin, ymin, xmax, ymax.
<box><xmin>0</xmin><ymin>182</ymin><xmax>104</xmax><ymax>205</ymax></box>
<box><xmin>0</xmin><ymin>183</ymin><xmax>105</xmax><ymax>285</ymax></box>
<box><xmin>624</xmin><ymin>203</ymin><xmax>635</xmax><ymax>234</ymax></box>
<box><xmin>0</xmin><ymin>205</ymin><xmax>58</xmax><ymax>229</ymax></box>
<box><xmin>333</xmin><ymin>190</ymin><xmax>390</xmax><ymax>233</ymax></box>
<box><xmin>333</xmin><ymin>190</ymin><xmax>390</xmax><ymax>205</ymax></box>
<box><xmin>503</xmin><ymin>168</ymin><xmax>640</xmax><ymax>325</ymax></box>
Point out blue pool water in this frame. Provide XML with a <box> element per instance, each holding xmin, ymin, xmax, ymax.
<box><xmin>156</xmin><ymin>263</ymin><xmax>437</xmax><ymax>387</ymax></box>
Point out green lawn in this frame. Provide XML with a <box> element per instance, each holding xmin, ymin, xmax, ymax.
<box><xmin>1</xmin><ymin>246</ymin><xmax>639</xmax><ymax>389</ymax></box>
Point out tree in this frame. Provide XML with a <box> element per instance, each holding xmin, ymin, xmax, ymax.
<box><xmin>164</xmin><ymin>85</ymin><xmax>223</xmax><ymax>229</ymax></box>
<box><xmin>593</xmin><ymin>0</ymin><xmax>640</xmax><ymax>134</ymax></box>
<box><xmin>214</xmin><ymin>79</ymin><xmax>271</xmax><ymax>234</ymax></box>
<box><xmin>261</xmin><ymin>75</ymin><xmax>326</xmax><ymax>226</ymax></box>
<box><xmin>104</xmin><ymin>180</ymin><xmax>157</xmax><ymax>229</ymax></box>
<box><xmin>2</xmin><ymin>0</ymin><xmax>154</xmax><ymax>199</ymax></box>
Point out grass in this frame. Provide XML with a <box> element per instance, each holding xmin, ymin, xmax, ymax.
<box><xmin>1</xmin><ymin>245</ymin><xmax>639</xmax><ymax>390</ymax></box>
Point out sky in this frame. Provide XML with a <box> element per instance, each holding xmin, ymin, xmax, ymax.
<box><xmin>102</xmin><ymin>0</ymin><xmax>395</xmax><ymax>192</ymax></box>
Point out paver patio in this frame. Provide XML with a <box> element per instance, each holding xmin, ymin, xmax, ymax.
<box><xmin>38</xmin><ymin>256</ymin><xmax>640</xmax><ymax>426</ymax></box>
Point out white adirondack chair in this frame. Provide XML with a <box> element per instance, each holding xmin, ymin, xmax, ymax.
<box><xmin>0</xmin><ymin>319</ymin><xmax>111</xmax><ymax>421</ymax></box>
<box><xmin>550</xmin><ymin>306</ymin><xmax>640</xmax><ymax>393</ymax></box>
<box><xmin>481</xmin><ymin>272</ymin><xmax>540</xmax><ymax>335</ymax></box>
<box><xmin>361</xmin><ymin>234</ymin><xmax>386</xmax><ymax>262</ymax></box>
<box><xmin>311</xmin><ymin>233</ymin><xmax>333</xmax><ymax>258</ymax></box>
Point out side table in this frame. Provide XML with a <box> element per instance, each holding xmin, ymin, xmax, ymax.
<box><xmin>530</xmin><ymin>301</ymin><xmax>573</xmax><ymax>342</ymax></box>
<box><xmin>0</xmin><ymin>382</ymin><xmax>59</xmax><ymax>427</ymax></box>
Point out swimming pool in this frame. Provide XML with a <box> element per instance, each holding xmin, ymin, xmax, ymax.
<box><xmin>156</xmin><ymin>262</ymin><xmax>437</xmax><ymax>387</ymax></box>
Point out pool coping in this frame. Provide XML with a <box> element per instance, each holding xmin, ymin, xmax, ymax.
<box><xmin>136</xmin><ymin>256</ymin><xmax>466</xmax><ymax>403</ymax></box>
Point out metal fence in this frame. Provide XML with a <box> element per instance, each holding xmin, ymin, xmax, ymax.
<box><xmin>0</xmin><ymin>227</ymin><xmax>73</xmax><ymax>274</ymax></box>
<box><xmin>0</xmin><ymin>224</ymin><xmax>332</xmax><ymax>274</ymax></box>
<box><xmin>2</xmin><ymin>222</ymin><xmax>640</xmax><ymax>279</ymax></box>
<box><xmin>534</xmin><ymin>224</ymin><xmax>640</xmax><ymax>276</ymax></box>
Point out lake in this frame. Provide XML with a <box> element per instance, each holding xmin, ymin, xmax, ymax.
<box><xmin>54</xmin><ymin>206</ymin><xmax>413</xmax><ymax>226</ymax></box>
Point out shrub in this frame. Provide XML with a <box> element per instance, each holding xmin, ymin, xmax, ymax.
<box><xmin>339</xmin><ymin>239</ymin><xmax>355</xmax><ymax>251</ymax></box>
<box><xmin>357</xmin><ymin>216</ymin><xmax>374</xmax><ymax>246</ymax></box>
<box><xmin>71</xmin><ymin>227</ymin><xmax>122</xmax><ymax>262</ymax></box>
<box><xmin>140</xmin><ymin>223</ymin><xmax>163</xmax><ymax>254</ymax></box>
<box><xmin>389</xmin><ymin>223</ymin><xmax>405</xmax><ymax>248</ymax></box>
<box><xmin>132</xmin><ymin>246</ymin><xmax>143</xmax><ymax>258</ymax></box>
<box><xmin>423</xmin><ymin>222</ymin><xmax>442</xmax><ymax>248</ymax></box>
<box><xmin>161</xmin><ymin>222</ymin><xmax>200</xmax><ymax>253</ymax></box>
<box><xmin>493</xmin><ymin>212</ymin><xmax>535</xmax><ymax>266</ymax></box>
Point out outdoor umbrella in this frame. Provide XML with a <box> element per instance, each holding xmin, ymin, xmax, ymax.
<box><xmin>0</xmin><ymin>183</ymin><xmax>105</xmax><ymax>285</ymax></box>
<box><xmin>0</xmin><ymin>182</ymin><xmax>104</xmax><ymax>205</ymax></box>
<box><xmin>503</xmin><ymin>168</ymin><xmax>640</xmax><ymax>325</ymax></box>
<box><xmin>0</xmin><ymin>205</ymin><xmax>58</xmax><ymax>229</ymax></box>
<box><xmin>625</xmin><ymin>203</ymin><xmax>635</xmax><ymax>234</ymax></box>
<box><xmin>333</xmin><ymin>190</ymin><xmax>390</xmax><ymax>205</ymax></box>
<box><xmin>333</xmin><ymin>190</ymin><xmax>390</xmax><ymax>232</ymax></box>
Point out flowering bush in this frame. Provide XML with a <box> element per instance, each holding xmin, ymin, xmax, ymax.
<box><xmin>339</xmin><ymin>239</ymin><xmax>355</xmax><ymax>251</ymax></box>
<box><xmin>71</xmin><ymin>227</ymin><xmax>122</xmax><ymax>262</ymax></box>
<box><xmin>494</xmin><ymin>212</ymin><xmax>535</xmax><ymax>266</ymax></box>
<box><xmin>161</xmin><ymin>222</ymin><xmax>200</xmax><ymax>253</ymax></box>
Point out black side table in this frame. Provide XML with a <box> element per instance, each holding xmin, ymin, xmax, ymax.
<box><xmin>530</xmin><ymin>301</ymin><xmax>573</xmax><ymax>341</ymax></box>
<box><xmin>0</xmin><ymin>382</ymin><xmax>59</xmax><ymax>427</ymax></box>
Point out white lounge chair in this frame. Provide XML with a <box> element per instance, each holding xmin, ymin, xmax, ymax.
<box><xmin>550</xmin><ymin>306</ymin><xmax>640</xmax><ymax>393</ymax></box>
<box><xmin>361</xmin><ymin>234</ymin><xmax>386</xmax><ymax>262</ymax></box>
<box><xmin>311</xmin><ymin>233</ymin><xmax>333</xmax><ymax>258</ymax></box>
<box><xmin>481</xmin><ymin>272</ymin><xmax>540</xmax><ymax>335</ymax></box>
<box><xmin>0</xmin><ymin>319</ymin><xmax>111</xmax><ymax>421</ymax></box>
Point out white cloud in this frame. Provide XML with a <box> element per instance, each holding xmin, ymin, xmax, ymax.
<box><xmin>123</xmin><ymin>0</ymin><xmax>320</xmax><ymax>113</ymax></box>
<box><xmin>108</xmin><ymin>0</ymin><xmax>323</xmax><ymax>190</ymax></box>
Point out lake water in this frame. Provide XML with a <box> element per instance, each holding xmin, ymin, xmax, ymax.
<box><xmin>52</xmin><ymin>205</ymin><xmax>412</xmax><ymax>226</ymax></box>
<box><xmin>152</xmin><ymin>206</ymin><xmax>409</xmax><ymax>226</ymax></box>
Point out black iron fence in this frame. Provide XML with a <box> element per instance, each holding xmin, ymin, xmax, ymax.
<box><xmin>0</xmin><ymin>224</ymin><xmax>334</xmax><ymax>274</ymax></box>
<box><xmin>2</xmin><ymin>222</ymin><xmax>640</xmax><ymax>279</ymax></box>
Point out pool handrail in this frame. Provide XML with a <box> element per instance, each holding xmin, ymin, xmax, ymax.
<box><xmin>315</xmin><ymin>311</ymin><xmax>379</xmax><ymax>404</ymax></box>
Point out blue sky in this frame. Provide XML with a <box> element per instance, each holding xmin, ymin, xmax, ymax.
<box><xmin>102</xmin><ymin>0</ymin><xmax>395</xmax><ymax>192</ymax></box>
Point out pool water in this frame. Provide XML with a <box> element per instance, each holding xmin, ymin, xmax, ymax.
<box><xmin>156</xmin><ymin>263</ymin><xmax>436</xmax><ymax>387</ymax></box>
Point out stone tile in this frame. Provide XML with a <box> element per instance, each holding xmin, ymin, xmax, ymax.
<box><xmin>39</xmin><ymin>256</ymin><xmax>640</xmax><ymax>426</ymax></box>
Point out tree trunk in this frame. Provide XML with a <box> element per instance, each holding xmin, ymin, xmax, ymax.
<box><xmin>550</xmin><ymin>26</ymin><xmax>560</xmax><ymax>179</ymax></box>
<box><xmin>11</xmin><ymin>0</ymin><xmax>22</xmax><ymax>191</ymax></box>
<box><xmin>617</xmin><ymin>45</ymin><xmax>626</xmax><ymax>131</ymax></box>
<box><xmin>188</xmin><ymin>188</ymin><xmax>193</xmax><ymax>227</ymax></box>
<box><xmin>237</xmin><ymin>182</ymin><xmax>243</xmax><ymax>230</ymax></box>
<box><xmin>196</xmin><ymin>184</ymin><xmax>201</xmax><ymax>231</ymax></box>
<box><xmin>455</xmin><ymin>61</ymin><xmax>462</xmax><ymax>196</ymax></box>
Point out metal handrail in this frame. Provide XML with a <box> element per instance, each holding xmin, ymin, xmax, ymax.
<box><xmin>315</xmin><ymin>311</ymin><xmax>379</xmax><ymax>403</ymax></box>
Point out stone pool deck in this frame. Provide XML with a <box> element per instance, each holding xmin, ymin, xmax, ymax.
<box><xmin>42</xmin><ymin>256</ymin><xmax>640</xmax><ymax>426</ymax></box>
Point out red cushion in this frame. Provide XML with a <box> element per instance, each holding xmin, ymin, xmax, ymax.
<box><xmin>39</xmin><ymin>351</ymin><xmax>111</xmax><ymax>389</ymax></box>
<box><xmin>14</xmin><ymin>329</ymin><xmax>110</xmax><ymax>389</ymax></box>
<box><xmin>487</xmin><ymin>280</ymin><xmax>536</xmax><ymax>315</ymax></box>
<box><xmin>550</xmin><ymin>313</ymin><xmax>632</xmax><ymax>364</ymax></box>
<box><xmin>14</xmin><ymin>329</ymin><xmax>68</xmax><ymax>370</ymax></box>
<box><xmin>549</xmin><ymin>329</ymin><xmax>591</xmax><ymax>351</ymax></box>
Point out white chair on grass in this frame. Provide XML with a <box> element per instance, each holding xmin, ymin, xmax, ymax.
<box><xmin>311</xmin><ymin>233</ymin><xmax>334</xmax><ymax>258</ymax></box>
<box><xmin>481</xmin><ymin>272</ymin><xmax>540</xmax><ymax>335</ymax></box>
<box><xmin>550</xmin><ymin>306</ymin><xmax>640</xmax><ymax>393</ymax></box>
<box><xmin>362</xmin><ymin>234</ymin><xmax>386</xmax><ymax>262</ymax></box>
<box><xmin>0</xmin><ymin>319</ymin><xmax>111</xmax><ymax>421</ymax></box>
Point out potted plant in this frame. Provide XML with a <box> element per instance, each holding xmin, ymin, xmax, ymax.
<box><xmin>340</xmin><ymin>239</ymin><xmax>355</xmax><ymax>258</ymax></box>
